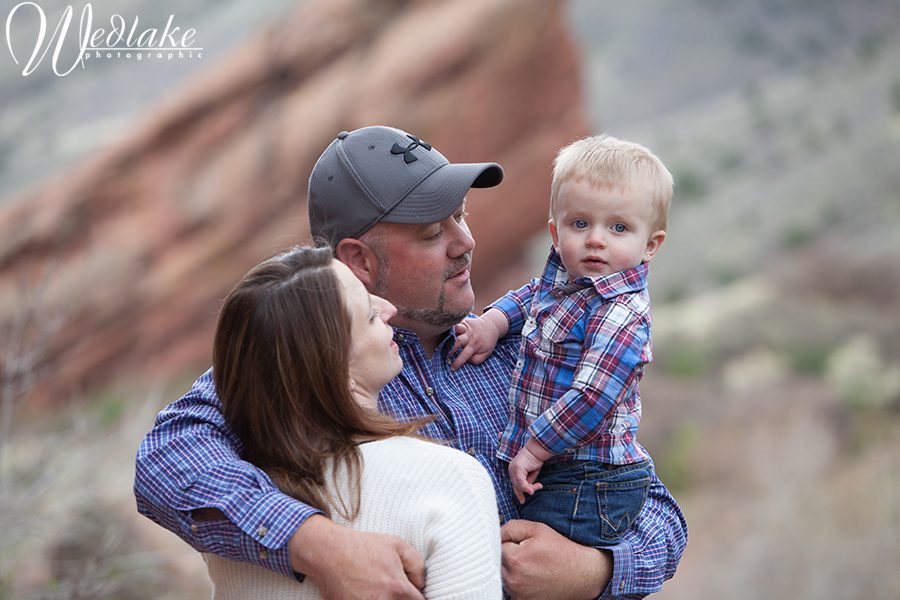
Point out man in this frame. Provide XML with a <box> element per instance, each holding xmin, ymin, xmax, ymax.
<box><xmin>134</xmin><ymin>126</ymin><xmax>687</xmax><ymax>599</ymax></box>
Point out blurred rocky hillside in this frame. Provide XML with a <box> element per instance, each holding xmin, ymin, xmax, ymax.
<box><xmin>0</xmin><ymin>0</ymin><xmax>588</xmax><ymax>406</ymax></box>
<box><xmin>566</xmin><ymin>0</ymin><xmax>900</xmax><ymax>597</ymax></box>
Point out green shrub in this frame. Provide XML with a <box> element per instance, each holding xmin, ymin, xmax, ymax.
<box><xmin>655</xmin><ymin>423</ymin><xmax>699</xmax><ymax>494</ymax></box>
<box><xmin>663</xmin><ymin>344</ymin><xmax>712</xmax><ymax>379</ymax></box>
<box><xmin>786</xmin><ymin>346</ymin><xmax>830</xmax><ymax>376</ymax></box>
<box><xmin>737</xmin><ymin>28</ymin><xmax>769</xmax><ymax>55</ymax></box>
<box><xmin>780</xmin><ymin>225</ymin><xmax>815</xmax><ymax>250</ymax></box>
<box><xmin>92</xmin><ymin>391</ymin><xmax>126</xmax><ymax>428</ymax></box>
<box><xmin>890</xmin><ymin>81</ymin><xmax>900</xmax><ymax>114</ymax></box>
<box><xmin>716</xmin><ymin>150</ymin><xmax>743</xmax><ymax>174</ymax></box>
<box><xmin>858</xmin><ymin>31</ymin><xmax>885</xmax><ymax>62</ymax></box>
<box><xmin>660</xmin><ymin>284</ymin><xmax>688</xmax><ymax>305</ymax></box>
<box><xmin>713</xmin><ymin>263</ymin><xmax>739</xmax><ymax>287</ymax></box>
<box><xmin>672</xmin><ymin>165</ymin><xmax>709</xmax><ymax>202</ymax></box>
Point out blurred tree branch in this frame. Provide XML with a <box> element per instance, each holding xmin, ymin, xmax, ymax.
<box><xmin>0</xmin><ymin>265</ymin><xmax>67</xmax><ymax>508</ymax></box>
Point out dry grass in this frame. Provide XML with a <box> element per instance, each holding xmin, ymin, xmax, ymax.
<box><xmin>0</xmin><ymin>387</ymin><xmax>210</xmax><ymax>600</ymax></box>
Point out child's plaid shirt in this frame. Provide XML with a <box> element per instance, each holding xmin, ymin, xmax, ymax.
<box><xmin>492</xmin><ymin>248</ymin><xmax>652</xmax><ymax>465</ymax></box>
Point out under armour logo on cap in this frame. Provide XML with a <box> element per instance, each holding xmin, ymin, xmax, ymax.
<box><xmin>390</xmin><ymin>134</ymin><xmax>432</xmax><ymax>164</ymax></box>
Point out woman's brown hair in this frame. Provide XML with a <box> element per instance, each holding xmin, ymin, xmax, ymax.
<box><xmin>213</xmin><ymin>246</ymin><xmax>427</xmax><ymax>520</ymax></box>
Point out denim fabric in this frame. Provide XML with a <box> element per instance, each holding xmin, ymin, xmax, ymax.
<box><xmin>520</xmin><ymin>459</ymin><xmax>652</xmax><ymax>547</ymax></box>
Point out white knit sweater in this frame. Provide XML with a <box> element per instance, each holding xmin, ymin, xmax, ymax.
<box><xmin>204</xmin><ymin>437</ymin><xmax>502</xmax><ymax>599</ymax></box>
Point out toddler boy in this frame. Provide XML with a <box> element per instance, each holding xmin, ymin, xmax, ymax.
<box><xmin>452</xmin><ymin>134</ymin><xmax>671</xmax><ymax>547</ymax></box>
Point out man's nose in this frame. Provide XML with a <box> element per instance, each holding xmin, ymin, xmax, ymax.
<box><xmin>449</xmin><ymin>218</ymin><xmax>475</xmax><ymax>257</ymax></box>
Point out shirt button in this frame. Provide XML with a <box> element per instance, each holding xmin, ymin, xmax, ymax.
<box><xmin>619</xmin><ymin>580</ymin><xmax>625</xmax><ymax>591</ymax></box>
<box><xmin>259</xmin><ymin>549</ymin><xmax>269</xmax><ymax>561</ymax></box>
<box><xmin>396</xmin><ymin>333</ymin><xmax>405</xmax><ymax>342</ymax></box>
<box><xmin>467</xmin><ymin>447</ymin><xmax>476</xmax><ymax>456</ymax></box>
<box><xmin>425</xmin><ymin>386</ymin><xmax>434</xmax><ymax>396</ymax></box>
<box><xmin>190</xmin><ymin>523</ymin><xmax>199</xmax><ymax>533</ymax></box>
<box><xmin>257</xmin><ymin>526</ymin><xmax>268</xmax><ymax>537</ymax></box>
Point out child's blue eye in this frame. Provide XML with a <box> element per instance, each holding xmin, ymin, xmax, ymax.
<box><xmin>573</xmin><ymin>219</ymin><xmax>589</xmax><ymax>229</ymax></box>
<box><xmin>612</xmin><ymin>223</ymin><xmax>627</xmax><ymax>233</ymax></box>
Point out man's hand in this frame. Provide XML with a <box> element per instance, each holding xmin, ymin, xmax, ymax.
<box><xmin>501</xmin><ymin>520</ymin><xmax>611</xmax><ymax>600</ymax></box>
<box><xmin>290</xmin><ymin>515</ymin><xmax>426</xmax><ymax>599</ymax></box>
<box><xmin>451</xmin><ymin>309</ymin><xmax>509</xmax><ymax>370</ymax></box>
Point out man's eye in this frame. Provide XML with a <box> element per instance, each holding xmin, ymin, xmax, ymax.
<box><xmin>454</xmin><ymin>211</ymin><xmax>468</xmax><ymax>223</ymax></box>
<box><xmin>612</xmin><ymin>223</ymin><xmax>627</xmax><ymax>233</ymax></box>
<box><xmin>573</xmin><ymin>219</ymin><xmax>589</xmax><ymax>229</ymax></box>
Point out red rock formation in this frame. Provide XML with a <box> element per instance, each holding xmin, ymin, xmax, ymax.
<box><xmin>0</xmin><ymin>0</ymin><xmax>588</xmax><ymax>404</ymax></box>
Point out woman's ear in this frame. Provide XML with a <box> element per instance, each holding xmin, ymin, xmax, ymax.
<box><xmin>335</xmin><ymin>239</ymin><xmax>377</xmax><ymax>287</ymax></box>
<box><xmin>642</xmin><ymin>230</ymin><xmax>667</xmax><ymax>263</ymax></box>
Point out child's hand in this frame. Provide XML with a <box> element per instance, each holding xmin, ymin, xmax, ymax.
<box><xmin>508</xmin><ymin>440</ymin><xmax>553</xmax><ymax>504</ymax></box>
<box><xmin>450</xmin><ymin>309</ymin><xmax>508</xmax><ymax>370</ymax></box>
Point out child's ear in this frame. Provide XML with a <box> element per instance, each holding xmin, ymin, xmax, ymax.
<box><xmin>642</xmin><ymin>230</ymin><xmax>666</xmax><ymax>263</ymax></box>
<box><xmin>548</xmin><ymin>219</ymin><xmax>559</xmax><ymax>250</ymax></box>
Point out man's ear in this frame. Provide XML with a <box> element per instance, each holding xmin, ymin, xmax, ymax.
<box><xmin>335</xmin><ymin>238</ymin><xmax>378</xmax><ymax>287</ymax></box>
<box><xmin>548</xmin><ymin>219</ymin><xmax>559</xmax><ymax>250</ymax></box>
<box><xmin>642</xmin><ymin>230</ymin><xmax>667</xmax><ymax>263</ymax></box>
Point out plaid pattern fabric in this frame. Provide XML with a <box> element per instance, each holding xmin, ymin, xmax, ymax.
<box><xmin>494</xmin><ymin>249</ymin><xmax>652</xmax><ymax>465</ymax></box>
<box><xmin>135</xmin><ymin>316</ymin><xmax>686</xmax><ymax>595</ymax></box>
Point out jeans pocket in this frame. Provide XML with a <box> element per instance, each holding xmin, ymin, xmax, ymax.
<box><xmin>520</xmin><ymin>482</ymin><xmax>580</xmax><ymax>540</ymax></box>
<box><xmin>593</xmin><ymin>463</ymin><xmax>652</xmax><ymax>542</ymax></box>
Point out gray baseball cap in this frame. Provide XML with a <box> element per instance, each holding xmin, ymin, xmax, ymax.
<box><xmin>308</xmin><ymin>126</ymin><xmax>503</xmax><ymax>246</ymax></box>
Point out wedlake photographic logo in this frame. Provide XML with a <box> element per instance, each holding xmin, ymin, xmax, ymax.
<box><xmin>5</xmin><ymin>1</ymin><xmax>203</xmax><ymax>76</ymax></box>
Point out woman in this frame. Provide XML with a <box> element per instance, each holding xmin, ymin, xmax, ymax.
<box><xmin>204</xmin><ymin>246</ymin><xmax>501</xmax><ymax>599</ymax></box>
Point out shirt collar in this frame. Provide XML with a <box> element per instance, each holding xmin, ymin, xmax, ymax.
<box><xmin>392</xmin><ymin>324</ymin><xmax>459</xmax><ymax>352</ymax></box>
<box><xmin>540</xmin><ymin>247</ymin><xmax>649</xmax><ymax>300</ymax></box>
<box><xmin>392</xmin><ymin>326</ymin><xmax>419</xmax><ymax>347</ymax></box>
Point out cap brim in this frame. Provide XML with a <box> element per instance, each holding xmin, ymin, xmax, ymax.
<box><xmin>381</xmin><ymin>162</ymin><xmax>503</xmax><ymax>225</ymax></box>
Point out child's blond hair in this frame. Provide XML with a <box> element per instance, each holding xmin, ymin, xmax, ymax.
<box><xmin>550</xmin><ymin>134</ymin><xmax>673</xmax><ymax>232</ymax></box>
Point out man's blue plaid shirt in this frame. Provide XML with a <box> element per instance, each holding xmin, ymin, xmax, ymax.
<box><xmin>135</xmin><ymin>324</ymin><xmax>686</xmax><ymax>597</ymax></box>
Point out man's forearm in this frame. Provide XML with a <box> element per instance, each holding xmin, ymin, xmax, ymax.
<box><xmin>133</xmin><ymin>371</ymin><xmax>322</xmax><ymax>577</ymax></box>
<box><xmin>501</xmin><ymin>520</ymin><xmax>611</xmax><ymax>600</ymax></box>
<box><xmin>289</xmin><ymin>515</ymin><xmax>426</xmax><ymax>600</ymax></box>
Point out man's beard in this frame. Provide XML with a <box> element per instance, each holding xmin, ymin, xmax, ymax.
<box><xmin>372</xmin><ymin>254</ymin><xmax>473</xmax><ymax>329</ymax></box>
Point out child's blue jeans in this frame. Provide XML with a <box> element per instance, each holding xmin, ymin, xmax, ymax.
<box><xmin>520</xmin><ymin>459</ymin><xmax>652</xmax><ymax>547</ymax></box>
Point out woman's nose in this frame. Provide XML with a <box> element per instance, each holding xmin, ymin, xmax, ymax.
<box><xmin>376</xmin><ymin>296</ymin><xmax>397</xmax><ymax>321</ymax></box>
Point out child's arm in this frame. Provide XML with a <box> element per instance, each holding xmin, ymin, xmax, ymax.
<box><xmin>450</xmin><ymin>308</ymin><xmax>509</xmax><ymax>370</ymax></box>
<box><xmin>451</xmin><ymin>278</ymin><xmax>538</xmax><ymax>370</ymax></box>
<box><xmin>508</xmin><ymin>437</ymin><xmax>553</xmax><ymax>504</ymax></box>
